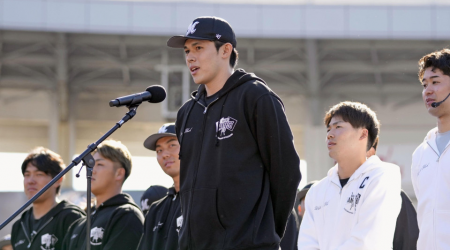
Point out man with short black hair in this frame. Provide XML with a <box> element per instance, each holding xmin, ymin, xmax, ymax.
<box><xmin>168</xmin><ymin>16</ymin><xmax>301</xmax><ymax>250</ymax></box>
<box><xmin>412</xmin><ymin>48</ymin><xmax>450</xmax><ymax>250</ymax></box>
<box><xmin>298</xmin><ymin>101</ymin><xmax>402</xmax><ymax>249</ymax></box>
<box><xmin>62</xmin><ymin>140</ymin><xmax>144</xmax><ymax>250</ymax></box>
<box><xmin>137</xmin><ymin>123</ymin><xmax>182</xmax><ymax>250</ymax></box>
<box><xmin>11</xmin><ymin>147</ymin><xmax>85</xmax><ymax>250</ymax></box>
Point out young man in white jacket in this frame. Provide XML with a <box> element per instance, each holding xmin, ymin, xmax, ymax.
<box><xmin>412</xmin><ymin>48</ymin><xmax>450</xmax><ymax>250</ymax></box>
<box><xmin>298</xmin><ymin>101</ymin><xmax>402</xmax><ymax>250</ymax></box>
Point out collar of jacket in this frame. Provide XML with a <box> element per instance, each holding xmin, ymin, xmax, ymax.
<box><xmin>327</xmin><ymin>155</ymin><xmax>382</xmax><ymax>187</ymax></box>
<box><xmin>424</xmin><ymin>127</ymin><xmax>440</xmax><ymax>154</ymax></box>
<box><xmin>190</xmin><ymin>68</ymin><xmax>265</xmax><ymax>103</ymax></box>
<box><xmin>94</xmin><ymin>193</ymin><xmax>140</xmax><ymax>212</ymax></box>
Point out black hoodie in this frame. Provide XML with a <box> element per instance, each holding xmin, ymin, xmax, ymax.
<box><xmin>393</xmin><ymin>190</ymin><xmax>419</xmax><ymax>250</ymax></box>
<box><xmin>62</xmin><ymin>193</ymin><xmax>144</xmax><ymax>250</ymax></box>
<box><xmin>175</xmin><ymin>69</ymin><xmax>301</xmax><ymax>250</ymax></box>
<box><xmin>11</xmin><ymin>200</ymin><xmax>85</xmax><ymax>250</ymax></box>
<box><xmin>137</xmin><ymin>187</ymin><xmax>181</xmax><ymax>250</ymax></box>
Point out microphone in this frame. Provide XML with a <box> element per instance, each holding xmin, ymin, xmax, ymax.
<box><xmin>109</xmin><ymin>85</ymin><xmax>166</xmax><ymax>107</ymax></box>
<box><xmin>431</xmin><ymin>93</ymin><xmax>450</xmax><ymax>108</ymax></box>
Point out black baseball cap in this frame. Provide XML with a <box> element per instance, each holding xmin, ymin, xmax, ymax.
<box><xmin>297</xmin><ymin>181</ymin><xmax>318</xmax><ymax>201</ymax></box>
<box><xmin>143</xmin><ymin>123</ymin><xmax>177</xmax><ymax>151</ymax></box>
<box><xmin>140</xmin><ymin>185</ymin><xmax>168</xmax><ymax>214</ymax></box>
<box><xmin>167</xmin><ymin>16</ymin><xmax>237</xmax><ymax>48</ymax></box>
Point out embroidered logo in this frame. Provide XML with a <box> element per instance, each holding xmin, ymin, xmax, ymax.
<box><xmin>186</xmin><ymin>21</ymin><xmax>199</xmax><ymax>35</ymax></box>
<box><xmin>90</xmin><ymin>227</ymin><xmax>104</xmax><ymax>246</ymax></box>
<box><xmin>184</xmin><ymin>128</ymin><xmax>193</xmax><ymax>133</ymax></box>
<box><xmin>41</xmin><ymin>233</ymin><xmax>58</xmax><ymax>250</ymax></box>
<box><xmin>71</xmin><ymin>234</ymin><xmax>78</xmax><ymax>240</ymax></box>
<box><xmin>216</xmin><ymin>116</ymin><xmax>238</xmax><ymax>140</ymax></box>
<box><xmin>176</xmin><ymin>215</ymin><xmax>183</xmax><ymax>233</ymax></box>
<box><xmin>417</xmin><ymin>163</ymin><xmax>430</xmax><ymax>176</ymax></box>
<box><xmin>158</xmin><ymin>125</ymin><xmax>169</xmax><ymax>133</ymax></box>
<box><xmin>15</xmin><ymin>239</ymin><xmax>25</xmax><ymax>247</ymax></box>
<box><xmin>359</xmin><ymin>176</ymin><xmax>369</xmax><ymax>189</ymax></box>
<box><xmin>344</xmin><ymin>192</ymin><xmax>361</xmax><ymax>214</ymax></box>
<box><xmin>141</xmin><ymin>199</ymin><xmax>150</xmax><ymax>212</ymax></box>
<box><xmin>216</xmin><ymin>34</ymin><xmax>222</xmax><ymax>39</ymax></box>
<box><xmin>153</xmin><ymin>222</ymin><xmax>164</xmax><ymax>232</ymax></box>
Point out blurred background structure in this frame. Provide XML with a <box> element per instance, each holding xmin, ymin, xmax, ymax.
<box><xmin>0</xmin><ymin>0</ymin><xmax>449</xmax><ymax>233</ymax></box>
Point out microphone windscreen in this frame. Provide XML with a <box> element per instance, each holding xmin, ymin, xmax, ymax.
<box><xmin>146</xmin><ymin>85</ymin><xmax>167</xmax><ymax>103</ymax></box>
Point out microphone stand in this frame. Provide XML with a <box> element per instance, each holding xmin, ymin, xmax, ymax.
<box><xmin>0</xmin><ymin>104</ymin><xmax>140</xmax><ymax>250</ymax></box>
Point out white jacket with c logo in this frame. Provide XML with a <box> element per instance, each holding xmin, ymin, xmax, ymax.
<box><xmin>298</xmin><ymin>155</ymin><xmax>402</xmax><ymax>250</ymax></box>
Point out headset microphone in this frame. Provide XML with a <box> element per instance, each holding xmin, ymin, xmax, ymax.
<box><xmin>431</xmin><ymin>93</ymin><xmax>450</xmax><ymax>108</ymax></box>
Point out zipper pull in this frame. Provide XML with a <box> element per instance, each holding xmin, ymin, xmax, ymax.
<box><xmin>203</xmin><ymin>107</ymin><xmax>207</xmax><ymax>114</ymax></box>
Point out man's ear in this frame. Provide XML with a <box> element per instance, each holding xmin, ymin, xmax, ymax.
<box><xmin>360</xmin><ymin>129</ymin><xmax>368</xmax><ymax>140</ymax></box>
<box><xmin>55</xmin><ymin>175</ymin><xmax>64</xmax><ymax>188</ymax></box>
<box><xmin>221</xmin><ymin>43</ymin><xmax>233</xmax><ymax>59</ymax></box>
<box><xmin>115</xmin><ymin>167</ymin><xmax>126</xmax><ymax>182</ymax></box>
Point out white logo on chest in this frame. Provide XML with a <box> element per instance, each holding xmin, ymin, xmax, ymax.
<box><xmin>344</xmin><ymin>192</ymin><xmax>361</xmax><ymax>214</ymax></box>
<box><xmin>216</xmin><ymin>116</ymin><xmax>238</xmax><ymax>140</ymax></box>
<box><xmin>176</xmin><ymin>215</ymin><xmax>183</xmax><ymax>233</ymax></box>
<box><xmin>41</xmin><ymin>233</ymin><xmax>58</xmax><ymax>250</ymax></box>
<box><xmin>90</xmin><ymin>227</ymin><xmax>104</xmax><ymax>246</ymax></box>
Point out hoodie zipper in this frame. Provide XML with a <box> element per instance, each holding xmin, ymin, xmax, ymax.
<box><xmin>22</xmin><ymin>217</ymin><xmax>54</xmax><ymax>248</ymax></box>
<box><xmin>426</xmin><ymin>141</ymin><xmax>450</xmax><ymax>162</ymax></box>
<box><xmin>185</xmin><ymin>97</ymin><xmax>220</xmax><ymax>249</ymax></box>
<box><xmin>197</xmin><ymin>97</ymin><xmax>219</xmax><ymax>114</ymax></box>
<box><xmin>20</xmin><ymin>222</ymin><xmax>31</xmax><ymax>248</ymax></box>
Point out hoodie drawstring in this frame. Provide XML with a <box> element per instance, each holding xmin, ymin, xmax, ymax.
<box><xmin>157</xmin><ymin>188</ymin><xmax>177</xmax><ymax>232</ymax></box>
<box><xmin>215</xmin><ymin>93</ymin><xmax>230</xmax><ymax>147</ymax></box>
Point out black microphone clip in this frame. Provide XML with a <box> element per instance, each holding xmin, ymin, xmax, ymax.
<box><xmin>431</xmin><ymin>93</ymin><xmax>450</xmax><ymax>108</ymax></box>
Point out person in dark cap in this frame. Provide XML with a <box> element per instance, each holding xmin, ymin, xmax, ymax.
<box><xmin>168</xmin><ymin>16</ymin><xmax>301</xmax><ymax>250</ymax></box>
<box><xmin>297</xmin><ymin>181</ymin><xmax>318</xmax><ymax>223</ymax></box>
<box><xmin>137</xmin><ymin>123</ymin><xmax>182</xmax><ymax>250</ymax></box>
<box><xmin>140</xmin><ymin>185</ymin><xmax>168</xmax><ymax>215</ymax></box>
<box><xmin>0</xmin><ymin>234</ymin><xmax>12</xmax><ymax>250</ymax></box>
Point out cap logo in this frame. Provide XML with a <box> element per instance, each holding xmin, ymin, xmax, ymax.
<box><xmin>186</xmin><ymin>21</ymin><xmax>199</xmax><ymax>36</ymax></box>
<box><xmin>216</xmin><ymin>34</ymin><xmax>221</xmax><ymax>39</ymax></box>
<box><xmin>159</xmin><ymin>125</ymin><xmax>168</xmax><ymax>133</ymax></box>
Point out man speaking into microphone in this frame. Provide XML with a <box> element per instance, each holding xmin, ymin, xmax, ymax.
<box><xmin>411</xmin><ymin>48</ymin><xmax>450</xmax><ymax>250</ymax></box>
<box><xmin>168</xmin><ymin>16</ymin><xmax>301</xmax><ymax>250</ymax></box>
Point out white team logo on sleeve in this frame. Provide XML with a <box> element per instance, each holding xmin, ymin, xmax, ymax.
<box><xmin>186</xmin><ymin>21</ymin><xmax>200</xmax><ymax>35</ymax></box>
<box><xmin>90</xmin><ymin>227</ymin><xmax>104</xmax><ymax>246</ymax></box>
<box><xmin>40</xmin><ymin>233</ymin><xmax>58</xmax><ymax>250</ymax></box>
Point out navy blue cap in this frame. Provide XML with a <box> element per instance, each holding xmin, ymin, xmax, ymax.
<box><xmin>140</xmin><ymin>185</ymin><xmax>168</xmax><ymax>214</ymax></box>
<box><xmin>143</xmin><ymin>123</ymin><xmax>176</xmax><ymax>151</ymax></box>
<box><xmin>167</xmin><ymin>16</ymin><xmax>237</xmax><ymax>48</ymax></box>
